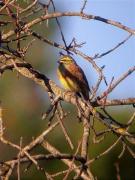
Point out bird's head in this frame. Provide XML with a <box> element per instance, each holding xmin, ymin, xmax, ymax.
<box><xmin>58</xmin><ymin>55</ymin><xmax>74</xmax><ymax>65</ymax></box>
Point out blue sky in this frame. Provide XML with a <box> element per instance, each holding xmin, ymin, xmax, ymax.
<box><xmin>41</xmin><ymin>0</ymin><xmax>135</xmax><ymax>99</ymax></box>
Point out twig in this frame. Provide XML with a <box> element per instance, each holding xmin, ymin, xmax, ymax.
<box><xmin>63</xmin><ymin>141</ymin><xmax>81</xmax><ymax>180</ymax></box>
<box><xmin>81</xmin><ymin>0</ymin><xmax>87</xmax><ymax>14</ymax></box>
<box><xmin>50</xmin><ymin>0</ymin><xmax>68</xmax><ymax>50</ymax></box>
<box><xmin>99</xmin><ymin>66</ymin><xmax>135</xmax><ymax>99</ymax></box>
<box><xmin>20</xmin><ymin>0</ymin><xmax>38</xmax><ymax>13</ymax></box>
<box><xmin>17</xmin><ymin>137</ymin><xmax>23</xmax><ymax>180</ymax></box>
<box><xmin>42</xmin><ymin>140</ymin><xmax>94</xmax><ymax>180</ymax></box>
<box><xmin>93</xmin><ymin>34</ymin><xmax>132</xmax><ymax>60</ymax></box>
<box><xmin>114</xmin><ymin>162</ymin><xmax>121</xmax><ymax>180</ymax></box>
<box><xmin>88</xmin><ymin>135</ymin><xmax>123</xmax><ymax>164</ymax></box>
<box><xmin>56</xmin><ymin>106</ymin><xmax>74</xmax><ymax>150</ymax></box>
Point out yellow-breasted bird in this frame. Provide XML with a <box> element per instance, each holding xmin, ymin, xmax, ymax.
<box><xmin>57</xmin><ymin>55</ymin><xmax>90</xmax><ymax>101</ymax></box>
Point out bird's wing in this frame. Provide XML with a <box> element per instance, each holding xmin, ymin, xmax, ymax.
<box><xmin>69</xmin><ymin>63</ymin><xmax>90</xmax><ymax>91</ymax></box>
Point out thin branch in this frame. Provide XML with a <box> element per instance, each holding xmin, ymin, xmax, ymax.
<box><xmin>99</xmin><ymin>66</ymin><xmax>135</xmax><ymax>99</ymax></box>
<box><xmin>80</xmin><ymin>0</ymin><xmax>87</xmax><ymax>14</ymax></box>
<box><xmin>20</xmin><ymin>0</ymin><xmax>38</xmax><ymax>13</ymax></box>
<box><xmin>88</xmin><ymin>135</ymin><xmax>123</xmax><ymax>164</ymax></box>
<box><xmin>50</xmin><ymin>0</ymin><xmax>68</xmax><ymax>50</ymax></box>
<box><xmin>42</xmin><ymin>140</ymin><xmax>94</xmax><ymax>180</ymax></box>
<box><xmin>2</xmin><ymin>11</ymin><xmax>135</xmax><ymax>40</ymax></box>
<box><xmin>93</xmin><ymin>34</ymin><xmax>132</xmax><ymax>60</ymax></box>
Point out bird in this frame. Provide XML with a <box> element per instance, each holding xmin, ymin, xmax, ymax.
<box><xmin>57</xmin><ymin>55</ymin><xmax>90</xmax><ymax>101</ymax></box>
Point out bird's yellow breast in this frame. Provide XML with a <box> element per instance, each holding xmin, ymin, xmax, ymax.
<box><xmin>57</xmin><ymin>68</ymin><xmax>80</xmax><ymax>92</ymax></box>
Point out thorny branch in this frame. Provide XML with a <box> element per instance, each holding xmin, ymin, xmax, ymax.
<box><xmin>0</xmin><ymin>0</ymin><xmax>135</xmax><ymax>179</ymax></box>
